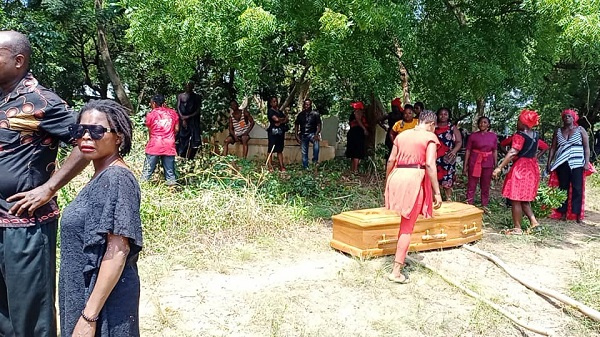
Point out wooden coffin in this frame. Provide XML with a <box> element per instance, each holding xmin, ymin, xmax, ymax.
<box><xmin>330</xmin><ymin>202</ymin><xmax>483</xmax><ymax>258</ymax></box>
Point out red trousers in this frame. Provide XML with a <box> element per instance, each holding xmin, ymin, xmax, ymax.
<box><xmin>466</xmin><ymin>167</ymin><xmax>493</xmax><ymax>206</ymax></box>
<box><xmin>398</xmin><ymin>195</ymin><xmax>424</xmax><ymax>235</ymax></box>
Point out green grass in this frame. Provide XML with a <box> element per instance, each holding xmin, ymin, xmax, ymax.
<box><xmin>568</xmin><ymin>253</ymin><xmax>600</xmax><ymax>333</ymax></box>
<box><xmin>57</xmin><ymin>131</ymin><xmax>384</xmax><ymax>264</ymax></box>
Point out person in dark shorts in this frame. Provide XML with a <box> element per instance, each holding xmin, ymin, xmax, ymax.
<box><xmin>223</xmin><ymin>99</ymin><xmax>255</xmax><ymax>158</ymax></box>
<box><xmin>1</xmin><ymin>30</ymin><xmax>89</xmax><ymax>337</ymax></box>
<box><xmin>267</xmin><ymin>96</ymin><xmax>289</xmax><ymax>171</ymax></box>
<box><xmin>59</xmin><ymin>100</ymin><xmax>142</xmax><ymax>336</ymax></box>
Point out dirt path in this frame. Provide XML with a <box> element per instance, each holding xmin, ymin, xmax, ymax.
<box><xmin>138</xmin><ymin>214</ymin><xmax>600</xmax><ymax>337</ymax></box>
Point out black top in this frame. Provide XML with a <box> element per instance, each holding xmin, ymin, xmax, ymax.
<box><xmin>517</xmin><ymin>131</ymin><xmax>539</xmax><ymax>158</ymax></box>
<box><xmin>267</xmin><ymin>108</ymin><xmax>285</xmax><ymax>131</ymax></box>
<box><xmin>386</xmin><ymin>112</ymin><xmax>403</xmax><ymax>132</ymax></box>
<box><xmin>294</xmin><ymin>110</ymin><xmax>321</xmax><ymax>135</ymax></box>
<box><xmin>178</xmin><ymin>92</ymin><xmax>201</xmax><ymax>117</ymax></box>
<box><xmin>59</xmin><ymin>166</ymin><xmax>142</xmax><ymax>337</ymax></box>
<box><xmin>0</xmin><ymin>73</ymin><xmax>76</xmax><ymax>227</ymax></box>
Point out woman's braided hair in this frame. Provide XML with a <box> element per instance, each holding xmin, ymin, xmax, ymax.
<box><xmin>78</xmin><ymin>99</ymin><xmax>133</xmax><ymax>156</ymax></box>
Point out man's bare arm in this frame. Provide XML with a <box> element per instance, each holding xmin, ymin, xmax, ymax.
<box><xmin>8</xmin><ymin>147</ymin><xmax>90</xmax><ymax>216</ymax></box>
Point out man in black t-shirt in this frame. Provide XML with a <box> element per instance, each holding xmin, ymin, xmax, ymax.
<box><xmin>294</xmin><ymin>99</ymin><xmax>322</xmax><ymax>168</ymax></box>
<box><xmin>0</xmin><ymin>30</ymin><xmax>89</xmax><ymax>337</ymax></box>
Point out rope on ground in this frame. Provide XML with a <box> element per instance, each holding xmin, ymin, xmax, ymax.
<box><xmin>463</xmin><ymin>244</ymin><xmax>600</xmax><ymax>322</ymax></box>
<box><xmin>405</xmin><ymin>255</ymin><xmax>553</xmax><ymax>336</ymax></box>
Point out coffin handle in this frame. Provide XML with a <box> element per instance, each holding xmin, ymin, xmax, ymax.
<box><xmin>422</xmin><ymin>229</ymin><xmax>448</xmax><ymax>241</ymax></box>
<box><xmin>378</xmin><ymin>234</ymin><xmax>398</xmax><ymax>245</ymax></box>
<box><xmin>462</xmin><ymin>222</ymin><xmax>479</xmax><ymax>235</ymax></box>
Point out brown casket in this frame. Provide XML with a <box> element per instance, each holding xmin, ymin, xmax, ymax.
<box><xmin>330</xmin><ymin>202</ymin><xmax>483</xmax><ymax>258</ymax></box>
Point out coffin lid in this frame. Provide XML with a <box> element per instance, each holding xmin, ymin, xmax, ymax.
<box><xmin>332</xmin><ymin>202</ymin><xmax>483</xmax><ymax>227</ymax></box>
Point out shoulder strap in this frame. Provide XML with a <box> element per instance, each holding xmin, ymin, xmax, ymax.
<box><xmin>520</xmin><ymin>131</ymin><xmax>537</xmax><ymax>155</ymax></box>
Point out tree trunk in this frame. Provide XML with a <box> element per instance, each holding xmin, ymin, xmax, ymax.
<box><xmin>392</xmin><ymin>39</ymin><xmax>410</xmax><ymax>104</ymax></box>
<box><xmin>95</xmin><ymin>0</ymin><xmax>133</xmax><ymax>112</ymax></box>
<box><xmin>296</xmin><ymin>80</ymin><xmax>311</xmax><ymax>110</ymax></box>
<box><xmin>281</xmin><ymin>64</ymin><xmax>310</xmax><ymax>111</ymax></box>
<box><xmin>473</xmin><ymin>97</ymin><xmax>485</xmax><ymax>131</ymax></box>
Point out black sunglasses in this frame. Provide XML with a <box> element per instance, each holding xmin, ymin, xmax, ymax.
<box><xmin>69</xmin><ymin>124</ymin><xmax>116</xmax><ymax>140</ymax></box>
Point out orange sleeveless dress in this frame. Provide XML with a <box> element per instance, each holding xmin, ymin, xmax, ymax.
<box><xmin>385</xmin><ymin>129</ymin><xmax>440</xmax><ymax>221</ymax></box>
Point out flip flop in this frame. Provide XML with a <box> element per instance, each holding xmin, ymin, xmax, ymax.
<box><xmin>502</xmin><ymin>228</ymin><xmax>523</xmax><ymax>235</ymax></box>
<box><xmin>527</xmin><ymin>225</ymin><xmax>544</xmax><ymax>234</ymax></box>
<box><xmin>387</xmin><ymin>273</ymin><xmax>410</xmax><ymax>284</ymax></box>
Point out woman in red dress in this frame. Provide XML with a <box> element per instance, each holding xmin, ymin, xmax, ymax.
<box><xmin>493</xmin><ymin>109</ymin><xmax>542</xmax><ymax>234</ymax></box>
<box><xmin>463</xmin><ymin>116</ymin><xmax>498</xmax><ymax>207</ymax></box>
<box><xmin>385</xmin><ymin>110</ymin><xmax>442</xmax><ymax>283</ymax></box>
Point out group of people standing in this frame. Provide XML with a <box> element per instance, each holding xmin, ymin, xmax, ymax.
<box><xmin>264</xmin><ymin>97</ymin><xmax>323</xmax><ymax>171</ymax></box>
<box><xmin>381</xmin><ymin>100</ymin><xmax>593</xmax><ymax>282</ymax></box>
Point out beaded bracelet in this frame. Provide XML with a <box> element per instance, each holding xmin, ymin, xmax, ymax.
<box><xmin>81</xmin><ymin>310</ymin><xmax>99</xmax><ymax>322</ymax></box>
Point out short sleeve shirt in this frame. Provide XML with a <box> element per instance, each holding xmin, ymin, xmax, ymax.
<box><xmin>267</xmin><ymin>108</ymin><xmax>284</xmax><ymax>130</ymax></box>
<box><xmin>294</xmin><ymin>110</ymin><xmax>321</xmax><ymax>135</ymax></box>
<box><xmin>392</xmin><ymin>119</ymin><xmax>418</xmax><ymax>134</ymax></box>
<box><xmin>0</xmin><ymin>73</ymin><xmax>76</xmax><ymax>227</ymax></box>
<box><xmin>145</xmin><ymin>107</ymin><xmax>179</xmax><ymax>156</ymax></box>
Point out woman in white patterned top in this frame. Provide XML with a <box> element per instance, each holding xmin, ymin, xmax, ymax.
<box><xmin>546</xmin><ymin>109</ymin><xmax>591</xmax><ymax>222</ymax></box>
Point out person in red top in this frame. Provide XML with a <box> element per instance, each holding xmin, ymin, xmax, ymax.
<box><xmin>493</xmin><ymin>109</ymin><xmax>543</xmax><ymax>234</ymax></box>
<box><xmin>141</xmin><ymin>94</ymin><xmax>179</xmax><ymax>185</ymax></box>
<box><xmin>463</xmin><ymin>116</ymin><xmax>498</xmax><ymax>207</ymax></box>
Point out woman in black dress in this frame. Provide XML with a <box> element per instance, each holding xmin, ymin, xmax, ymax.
<box><xmin>59</xmin><ymin>100</ymin><xmax>142</xmax><ymax>337</ymax></box>
<box><xmin>346</xmin><ymin>101</ymin><xmax>369</xmax><ymax>172</ymax></box>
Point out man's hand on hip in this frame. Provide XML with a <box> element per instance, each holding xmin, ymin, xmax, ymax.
<box><xmin>7</xmin><ymin>184</ymin><xmax>55</xmax><ymax>217</ymax></box>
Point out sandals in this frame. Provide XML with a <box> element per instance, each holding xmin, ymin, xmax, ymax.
<box><xmin>527</xmin><ymin>225</ymin><xmax>544</xmax><ymax>234</ymax></box>
<box><xmin>387</xmin><ymin>273</ymin><xmax>410</xmax><ymax>284</ymax></box>
<box><xmin>502</xmin><ymin>228</ymin><xmax>523</xmax><ymax>235</ymax></box>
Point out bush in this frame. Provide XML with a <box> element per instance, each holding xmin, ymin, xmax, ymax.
<box><xmin>532</xmin><ymin>181</ymin><xmax>567</xmax><ymax>218</ymax></box>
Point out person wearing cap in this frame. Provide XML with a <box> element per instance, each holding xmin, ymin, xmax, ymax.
<box><xmin>141</xmin><ymin>94</ymin><xmax>179</xmax><ymax>185</ymax></box>
<box><xmin>346</xmin><ymin>101</ymin><xmax>368</xmax><ymax>172</ymax></box>
<box><xmin>546</xmin><ymin>109</ymin><xmax>593</xmax><ymax>222</ymax></box>
<box><xmin>377</xmin><ymin>98</ymin><xmax>404</xmax><ymax>158</ymax></box>
<box><xmin>493</xmin><ymin>109</ymin><xmax>543</xmax><ymax>234</ymax></box>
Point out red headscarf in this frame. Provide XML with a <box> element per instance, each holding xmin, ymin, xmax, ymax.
<box><xmin>561</xmin><ymin>109</ymin><xmax>579</xmax><ymax>126</ymax></box>
<box><xmin>519</xmin><ymin>109</ymin><xmax>540</xmax><ymax>129</ymax></box>
<box><xmin>391</xmin><ymin>97</ymin><xmax>403</xmax><ymax>110</ymax></box>
<box><xmin>351</xmin><ymin>102</ymin><xmax>365</xmax><ymax>110</ymax></box>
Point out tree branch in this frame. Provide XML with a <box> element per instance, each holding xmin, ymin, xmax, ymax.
<box><xmin>280</xmin><ymin>63</ymin><xmax>311</xmax><ymax>110</ymax></box>
<box><xmin>442</xmin><ymin>0</ymin><xmax>467</xmax><ymax>27</ymax></box>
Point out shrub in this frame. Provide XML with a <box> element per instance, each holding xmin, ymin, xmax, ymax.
<box><xmin>532</xmin><ymin>181</ymin><xmax>567</xmax><ymax>218</ymax></box>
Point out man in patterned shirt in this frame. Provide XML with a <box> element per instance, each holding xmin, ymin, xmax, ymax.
<box><xmin>0</xmin><ymin>30</ymin><xmax>89</xmax><ymax>337</ymax></box>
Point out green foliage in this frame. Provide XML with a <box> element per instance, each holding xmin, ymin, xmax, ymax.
<box><xmin>532</xmin><ymin>181</ymin><xmax>567</xmax><ymax>218</ymax></box>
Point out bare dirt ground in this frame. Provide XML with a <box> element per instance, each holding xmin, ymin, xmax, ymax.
<box><xmin>138</xmin><ymin>193</ymin><xmax>600</xmax><ymax>336</ymax></box>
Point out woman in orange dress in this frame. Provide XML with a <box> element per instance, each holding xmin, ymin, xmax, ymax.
<box><xmin>385</xmin><ymin>110</ymin><xmax>442</xmax><ymax>283</ymax></box>
<box><xmin>493</xmin><ymin>109</ymin><xmax>542</xmax><ymax>234</ymax></box>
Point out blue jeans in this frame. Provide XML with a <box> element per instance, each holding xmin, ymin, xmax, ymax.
<box><xmin>300</xmin><ymin>133</ymin><xmax>320</xmax><ymax>168</ymax></box>
<box><xmin>142</xmin><ymin>155</ymin><xmax>176</xmax><ymax>185</ymax></box>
